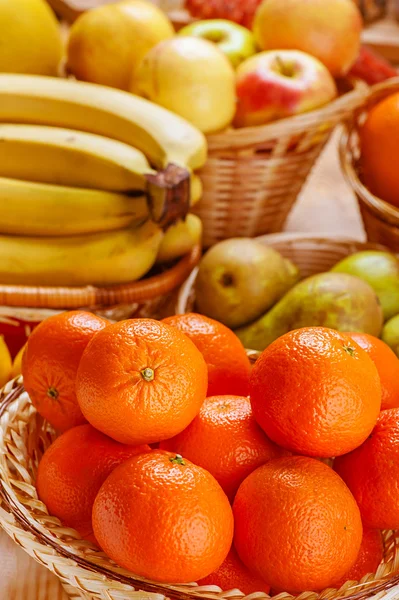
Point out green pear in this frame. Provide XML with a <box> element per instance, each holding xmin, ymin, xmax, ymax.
<box><xmin>194</xmin><ymin>238</ymin><xmax>300</xmax><ymax>329</ymax></box>
<box><xmin>235</xmin><ymin>272</ymin><xmax>384</xmax><ymax>351</ymax></box>
<box><xmin>331</xmin><ymin>251</ymin><xmax>399</xmax><ymax>321</ymax></box>
<box><xmin>382</xmin><ymin>314</ymin><xmax>399</xmax><ymax>357</ymax></box>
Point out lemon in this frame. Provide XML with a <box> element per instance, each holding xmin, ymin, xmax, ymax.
<box><xmin>0</xmin><ymin>336</ymin><xmax>12</xmax><ymax>387</ymax></box>
<box><xmin>0</xmin><ymin>0</ymin><xmax>63</xmax><ymax>75</ymax></box>
<box><xmin>11</xmin><ymin>343</ymin><xmax>26</xmax><ymax>379</ymax></box>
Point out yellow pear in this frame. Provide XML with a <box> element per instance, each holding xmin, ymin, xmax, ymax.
<box><xmin>0</xmin><ymin>336</ymin><xmax>12</xmax><ymax>388</ymax></box>
<box><xmin>0</xmin><ymin>0</ymin><xmax>63</xmax><ymax>75</ymax></box>
<box><xmin>132</xmin><ymin>36</ymin><xmax>236</xmax><ymax>134</ymax></box>
<box><xmin>11</xmin><ymin>343</ymin><xmax>26</xmax><ymax>378</ymax></box>
<box><xmin>67</xmin><ymin>0</ymin><xmax>175</xmax><ymax>90</ymax></box>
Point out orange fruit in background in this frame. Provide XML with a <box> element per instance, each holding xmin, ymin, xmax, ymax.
<box><xmin>250</xmin><ymin>327</ymin><xmax>381</xmax><ymax>457</ymax></box>
<box><xmin>92</xmin><ymin>450</ymin><xmax>234</xmax><ymax>583</ymax></box>
<box><xmin>162</xmin><ymin>313</ymin><xmax>251</xmax><ymax>397</ymax></box>
<box><xmin>335</xmin><ymin>408</ymin><xmax>399</xmax><ymax>530</ymax></box>
<box><xmin>233</xmin><ymin>456</ymin><xmax>363</xmax><ymax>593</ymax></box>
<box><xmin>160</xmin><ymin>395</ymin><xmax>286</xmax><ymax>500</ymax></box>
<box><xmin>332</xmin><ymin>527</ymin><xmax>384</xmax><ymax>587</ymax></box>
<box><xmin>22</xmin><ymin>310</ymin><xmax>109</xmax><ymax>431</ymax></box>
<box><xmin>76</xmin><ymin>319</ymin><xmax>208</xmax><ymax>445</ymax></box>
<box><xmin>36</xmin><ymin>424</ymin><xmax>150</xmax><ymax>539</ymax></box>
<box><xmin>197</xmin><ymin>547</ymin><xmax>270</xmax><ymax>595</ymax></box>
<box><xmin>345</xmin><ymin>332</ymin><xmax>399</xmax><ymax>411</ymax></box>
<box><xmin>360</xmin><ymin>92</ymin><xmax>399</xmax><ymax>207</ymax></box>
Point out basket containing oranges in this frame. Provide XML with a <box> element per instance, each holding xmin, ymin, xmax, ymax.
<box><xmin>339</xmin><ymin>78</ymin><xmax>399</xmax><ymax>252</ymax></box>
<box><xmin>2</xmin><ymin>264</ymin><xmax>399</xmax><ymax>600</ymax></box>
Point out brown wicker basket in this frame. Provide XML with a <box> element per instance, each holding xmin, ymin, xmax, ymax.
<box><xmin>1</xmin><ymin>375</ymin><xmax>399</xmax><ymax>600</ymax></box>
<box><xmin>339</xmin><ymin>78</ymin><xmax>399</xmax><ymax>252</ymax></box>
<box><xmin>176</xmin><ymin>233</ymin><xmax>388</xmax><ymax>315</ymax></box>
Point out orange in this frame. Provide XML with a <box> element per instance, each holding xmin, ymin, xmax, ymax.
<box><xmin>197</xmin><ymin>547</ymin><xmax>270</xmax><ymax>595</ymax></box>
<box><xmin>162</xmin><ymin>313</ymin><xmax>251</xmax><ymax>397</ymax></box>
<box><xmin>333</xmin><ymin>527</ymin><xmax>384</xmax><ymax>587</ymax></box>
<box><xmin>345</xmin><ymin>332</ymin><xmax>399</xmax><ymax>410</ymax></box>
<box><xmin>335</xmin><ymin>408</ymin><xmax>399</xmax><ymax>529</ymax></box>
<box><xmin>160</xmin><ymin>395</ymin><xmax>286</xmax><ymax>500</ymax></box>
<box><xmin>360</xmin><ymin>92</ymin><xmax>399</xmax><ymax>207</ymax></box>
<box><xmin>250</xmin><ymin>327</ymin><xmax>381</xmax><ymax>457</ymax></box>
<box><xmin>36</xmin><ymin>424</ymin><xmax>150</xmax><ymax>539</ymax></box>
<box><xmin>92</xmin><ymin>450</ymin><xmax>234</xmax><ymax>583</ymax></box>
<box><xmin>233</xmin><ymin>456</ymin><xmax>363</xmax><ymax>593</ymax></box>
<box><xmin>76</xmin><ymin>319</ymin><xmax>208</xmax><ymax>445</ymax></box>
<box><xmin>22</xmin><ymin>310</ymin><xmax>109</xmax><ymax>431</ymax></box>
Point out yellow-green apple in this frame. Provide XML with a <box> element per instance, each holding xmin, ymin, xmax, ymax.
<box><xmin>178</xmin><ymin>19</ymin><xmax>257</xmax><ymax>68</ymax></box>
<box><xmin>67</xmin><ymin>0</ymin><xmax>174</xmax><ymax>90</ymax></box>
<box><xmin>131</xmin><ymin>37</ymin><xmax>236</xmax><ymax>134</ymax></box>
<box><xmin>234</xmin><ymin>50</ymin><xmax>337</xmax><ymax>127</ymax></box>
<box><xmin>253</xmin><ymin>0</ymin><xmax>362</xmax><ymax>77</ymax></box>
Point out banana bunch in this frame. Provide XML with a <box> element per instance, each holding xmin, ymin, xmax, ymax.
<box><xmin>0</xmin><ymin>74</ymin><xmax>207</xmax><ymax>286</ymax></box>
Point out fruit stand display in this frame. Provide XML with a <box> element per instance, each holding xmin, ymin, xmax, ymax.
<box><xmin>3</xmin><ymin>0</ymin><xmax>399</xmax><ymax>599</ymax></box>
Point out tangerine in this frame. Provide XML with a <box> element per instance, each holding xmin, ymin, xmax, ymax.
<box><xmin>76</xmin><ymin>319</ymin><xmax>208</xmax><ymax>445</ymax></box>
<box><xmin>162</xmin><ymin>313</ymin><xmax>251</xmax><ymax>397</ymax></box>
<box><xmin>160</xmin><ymin>395</ymin><xmax>286</xmax><ymax>500</ymax></box>
<box><xmin>335</xmin><ymin>408</ymin><xmax>399</xmax><ymax>529</ymax></box>
<box><xmin>345</xmin><ymin>332</ymin><xmax>399</xmax><ymax>410</ymax></box>
<box><xmin>250</xmin><ymin>327</ymin><xmax>381</xmax><ymax>457</ymax></box>
<box><xmin>92</xmin><ymin>450</ymin><xmax>234</xmax><ymax>583</ymax></box>
<box><xmin>233</xmin><ymin>456</ymin><xmax>363</xmax><ymax>593</ymax></box>
<box><xmin>36</xmin><ymin>424</ymin><xmax>150</xmax><ymax>539</ymax></box>
<box><xmin>22</xmin><ymin>310</ymin><xmax>108</xmax><ymax>431</ymax></box>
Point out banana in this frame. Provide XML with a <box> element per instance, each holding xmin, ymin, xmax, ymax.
<box><xmin>156</xmin><ymin>214</ymin><xmax>203</xmax><ymax>264</ymax></box>
<box><xmin>0</xmin><ymin>124</ymin><xmax>155</xmax><ymax>192</ymax></box>
<box><xmin>0</xmin><ymin>75</ymin><xmax>207</xmax><ymax>171</ymax></box>
<box><xmin>0</xmin><ymin>176</ymin><xmax>152</xmax><ymax>236</ymax></box>
<box><xmin>0</xmin><ymin>220</ymin><xmax>163</xmax><ymax>287</ymax></box>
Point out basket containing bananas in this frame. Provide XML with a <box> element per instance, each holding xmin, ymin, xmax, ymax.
<box><xmin>0</xmin><ymin>74</ymin><xmax>204</xmax><ymax>319</ymax></box>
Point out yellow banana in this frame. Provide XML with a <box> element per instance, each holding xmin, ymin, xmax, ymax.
<box><xmin>0</xmin><ymin>220</ymin><xmax>163</xmax><ymax>287</ymax></box>
<box><xmin>156</xmin><ymin>214</ymin><xmax>203</xmax><ymax>264</ymax></box>
<box><xmin>0</xmin><ymin>176</ymin><xmax>151</xmax><ymax>236</ymax></box>
<box><xmin>0</xmin><ymin>75</ymin><xmax>207</xmax><ymax>171</ymax></box>
<box><xmin>0</xmin><ymin>124</ymin><xmax>155</xmax><ymax>192</ymax></box>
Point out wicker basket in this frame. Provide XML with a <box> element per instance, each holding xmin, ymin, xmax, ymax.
<box><xmin>195</xmin><ymin>79</ymin><xmax>368</xmax><ymax>247</ymax></box>
<box><xmin>1</xmin><ymin>234</ymin><xmax>399</xmax><ymax>600</ymax></box>
<box><xmin>339</xmin><ymin>78</ymin><xmax>399</xmax><ymax>252</ymax></box>
<box><xmin>176</xmin><ymin>233</ymin><xmax>389</xmax><ymax>314</ymax></box>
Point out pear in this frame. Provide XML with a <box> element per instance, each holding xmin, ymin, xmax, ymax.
<box><xmin>382</xmin><ymin>314</ymin><xmax>399</xmax><ymax>358</ymax></box>
<box><xmin>331</xmin><ymin>250</ymin><xmax>399</xmax><ymax>321</ymax></box>
<box><xmin>236</xmin><ymin>272</ymin><xmax>383</xmax><ymax>351</ymax></box>
<box><xmin>194</xmin><ymin>238</ymin><xmax>300</xmax><ymax>329</ymax></box>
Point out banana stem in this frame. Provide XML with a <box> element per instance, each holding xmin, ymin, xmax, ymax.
<box><xmin>145</xmin><ymin>164</ymin><xmax>191</xmax><ymax>230</ymax></box>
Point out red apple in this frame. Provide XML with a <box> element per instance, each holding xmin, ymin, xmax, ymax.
<box><xmin>234</xmin><ymin>50</ymin><xmax>338</xmax><ymax>128</ymax></box>
<box><xmin>253</xmin><ymin>0</ymin><xmax>362</xmax><ymax>78</ymax></box>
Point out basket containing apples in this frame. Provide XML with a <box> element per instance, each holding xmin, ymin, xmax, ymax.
<box><xmin>65</xmin><ymin>0</ymin><xmax>368</xmax><ymax>248</ymax></box>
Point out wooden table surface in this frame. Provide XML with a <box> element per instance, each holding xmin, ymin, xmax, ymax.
<box><xmin>0</xmin><ymin>132</ymin><xmax>365</xmax><ymax>600</ymax></box>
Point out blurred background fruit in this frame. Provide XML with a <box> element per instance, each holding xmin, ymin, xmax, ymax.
<box><xmin>253</xmin><ymin>0</ymin><xmax>362</xmax><ymax>77</ymax></box>
<box><xmin>382</xmin><ymin>314</ymin><xmax>399</xmax><ymax>357</ymax></box>
<box><xmin>234</xmin><ymin>49</ymin><xmax>337</xmax><ymax>127</ymax></box>
<box><xmin>0</xmin><ymin>335</ymin><xmax>12</xmax><ymax>388</ymax></box>
<box><xmin>178</xmin><ymin>19</ymin><xmax>257</xmax><ymax>68</ymax></box>
<box><xmin>67</xmin><ymin>0</ymin><xmax>174</xmax><ymax>89</ymax></box>
<box><xmin>185</xmin><ymin>0</ymin><xmax>263</xmax><ymax>28</ymax></box>
<box><xmin>131</xmin><ymin>36</ymin><xmax>236</xmax><ymax>133</ymax></box>
<box><xmin>0</xmin><ymin>0</ymin><xmax>63</xmax><ymax>75</ymax></box>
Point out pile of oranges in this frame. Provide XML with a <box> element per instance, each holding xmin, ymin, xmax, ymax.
<box><xmin>20</xmin><ymin>310</ymin><xmax>399</xmax><ymax>595</ymax></box>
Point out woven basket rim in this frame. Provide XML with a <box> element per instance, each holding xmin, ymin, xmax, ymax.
<box><xmin>338</xmin><ymin>77</ymin><xmax>399</xmax><ymax>227</ymax></box>
<box><xmin>1</xmin><ymin>379</ymin><xmax>399</xmax><ymax>600</ymax></box>
<box><xmin>205</xmin><ymin>78</ymin><xmax>368</xmax><ymax>151</ymax></box>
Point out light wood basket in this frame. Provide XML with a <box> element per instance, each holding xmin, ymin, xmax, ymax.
<box><xmin>1</xmin><ymin>374</ymin><xmax>399</xmax><ymax>600</ymax></box>
<box><xmin>339</xmin><ymin>78</ymin><xmax>399</xmax><ymax>252</ymax></box>
<box><xmin>176</xmin><ymin>233</ymin><xmax>388</xmax><ymax>314</ymax></box>
<box><xmin>194</xmin><ymin>80</ymin><xmax>368</xmax><ymax>248</ymax></box>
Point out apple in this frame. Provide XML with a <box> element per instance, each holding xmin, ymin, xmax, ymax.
<box><xmin>131</xmin><ymin>37</ymin><xmax>236</xmax><ymax>134</ymax></box>
<box><xmin>234</xmin><ymin>50</ymin><xmax>337</xmax><ymax>128</ymax></box>
<box><xmin>253</xmin><ymin>0</ymin><xmax>362</xmax><ymax>78</ymax></box>
<box><xmin>178</xmin><ymin>19</ymin><xmax>257</xmax><ymax>69</ymax></box>
<box><xmin>67</xmin><ymin>0</ymin><xmax>174</xmax><ymax>90</ymax></box>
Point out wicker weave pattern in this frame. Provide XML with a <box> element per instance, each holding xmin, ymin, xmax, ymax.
<box><xmin>339</xmin><ymin>78</ymin><xmax>399</xmax><ymax>252</ymax></box>
<box><xmin>194</xmin><ymin>81</ymin><xmax>367</xmax><ymax>248</ymax></box>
